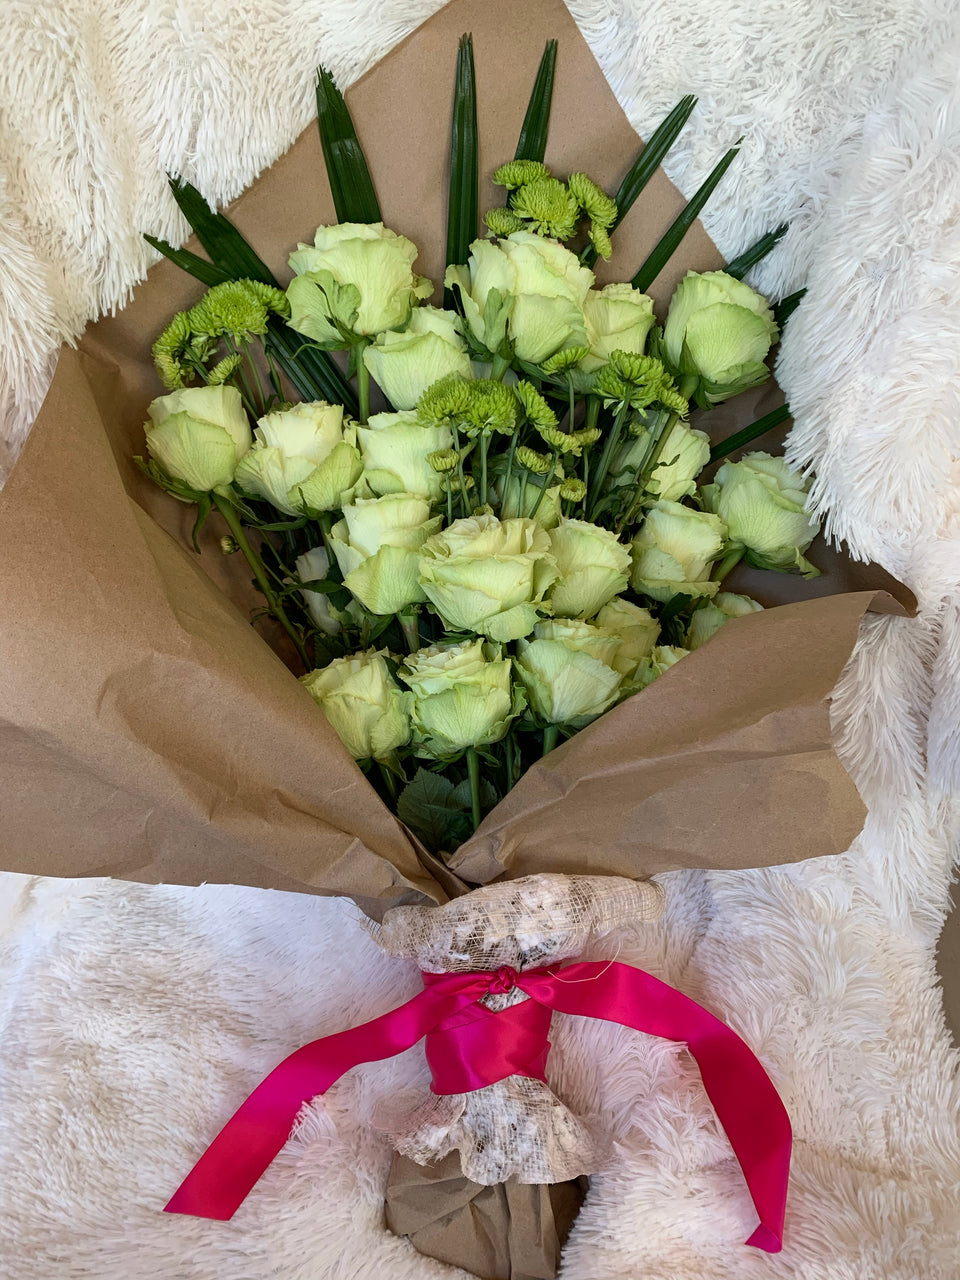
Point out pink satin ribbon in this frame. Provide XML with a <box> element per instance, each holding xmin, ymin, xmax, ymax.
<box><xmin>165</xmin><ymin>961</ymin><xmax>791</xmax><ymax>1251</ymax></box>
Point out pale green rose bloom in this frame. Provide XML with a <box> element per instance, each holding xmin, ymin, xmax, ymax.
<box><xmin>547</xmin><ymin>518</ymin><xmax>632</xmax><ymax>618</ymax></box>
<box><xmin>630</xmin><ymin>499</ymin><xmax>727</xmax><ymax>602</ymax></box>
<box><xmin>357</xmin><ymin>410</ymin><xmax>453</xmax><ymax>500</ymax></box>
<box><xmin>418</xmin><ymin>513</ymin><xmax>558</xmax><ymax>642</ymax></box>
<box><xmin>514</xmin><ymin>618</ymin><xmax>623</xmax><ymax>726</ymax></box>
<box><xmin>613</xmin><ymin>419</ymin><xmax>711</xmax><ymax>503</ymax></box>
<box><xmin>663</xmin><ymin>270</ymin><xmax>778</xmax><ymax>404</ymax></box>
<box><xmin>234</xmin><ymin>400</ymin><xmax>362</xmax><ymax>515</ymax></box>
<box><xmin>294</xmin><ymin>546</ymin><xmax>363</xmax><ymax>637</ymax></box>
<box><xmin>593</xmin><ymin>597</ymin><xmax>661</xmax><ymax>676</ymax></box>
<box><xmin>287</xmin><ymin>222</ymin><xmax>433</xmax><ymax>345</ymax></box>
<box><xmin>580</xmin><ymin>283</ymin><xmax>656</xmax><ymax>373</ymax></box>
<box><xmin>145</xmin><ymin>384</ymin><xmax>251</xmax><ymax>493</ymax></box>
<box><xmin>635</xmin><ymin>644</ymin><xmax>690</xmax><ymax>688</ymax></box>
<box><xmin>330</xmin><ymin>493</ymin><xmax>441</xmax><ymax>615</ymax></box>
<box><xmin>499</xmin><ymin>473</ymin><xmax>563</xmax><ymax>529</ymax></box>
<box><xmin>686</xmin><ymin>591</ymin><xmax>764</xmax><ymax>650</ymax></box>
<box><xmin>300</xmin><ymin>648</ymin><xmax>411</xmax><ymax>761</ymax></box>
<box><xmin>362</xmin><ymin>307</ymin><xmax>472</xmax><ymax>410</ymax></box>
<box><xmin>445</xmin><ymin>231</ymin><xmax>594</xmax><ymax>364</ymax></box>
<box><xmin>701</xmin><ymin>452</ymin><xmax>820</xmax><ymax>576</ymax></box>
<box><xmin>399</xmin><ymin>638</ymin><xmax>522</xmax><ymax>757</ymax></box>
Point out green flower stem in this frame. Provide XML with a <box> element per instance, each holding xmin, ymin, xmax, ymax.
<box><xmin>587</xmin><ymin>400</ymin><xmax>630</xmax><ymax>519</ymax></box>
<box><xmin>356</xmin><ymin>353</ymin><xmax>371</xmax><ymax>425</ymax></box>
<box><xmin>502</xmin><ymin>431</ymin><xmax>519</xmax><ymax>511</ymax></box>
<box><xmin>452</xmin><ymin>425</ymin><xmax>469</xmax><ymax>514</ymax></box>
<box><xmin>567</xmin><ymin>374</ymin><xmax>576</xmax><ymax>432</ymax></box>
<box><xmin>377</xmin><ymin>762</ymin><xmax>399</xmax><ymax>803</ymax></box>
<box><xmin>212</xmin><ymin>492</ymin><xmax>311</xmax><ymax>668</ymax></box>
<box><xmin>619</xmin><ymin>408</ymin><xmax>678</xmax><ymax>532</ymax></box>
<box><xmin>585</xmin><ymin>395</ymin><xmax>600</xmax><ymax>432</ymax></box>
<box><xmin>445</xmin><ymin>479</ymin><xmax>455</xmax><ymax>526</ymax></box>
<box><xmin>529</xmin><ymin>449</ymin><xmax>560</xmax><ymax>518</ymax></box>
<box><xmin>518</xmin><ymin>470</ymin><xmax>530</xmax><ymax>517</ymax></box>
<box><xmin>491</xmin><ymin>352</ymin><xmax>511</xmax><ymax>382</ymax></box>
<box><xmin>542</xmin><ymin>724</ymin><xmax>560</xmax><ymax>756</ymax></box>
<box><xmin>480</xmin><ymin>430</ymin><xmax>490</xmax><ymax>508</ymax></box>
<box><xmin>466</xmin><ymin>746</ymin><xmax>483</xmax><ymax>832</ymax></box>
<box><xmin>399</xmin><ymin>609</ymin><xmax>420</xmax><ymax>654</ymax></box>
<box><xmin>711</xmin><ymin>545</ymin><xmax>745</xmax><ymax>582</ymax></box>
<box><xmin>504</xmin><ymin>732</ymin><xmax>517</xmax><ymax>791</ymax></box>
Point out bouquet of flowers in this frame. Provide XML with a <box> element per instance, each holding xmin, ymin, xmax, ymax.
<box><xmin>140</xmin><ymin>45</ymin><xmax>818</xmax><ymax>856</ymax></box>
<box><xmin>0</xmin><ymin>2</ymin><xmax>912</xmax><ymax>1276</ymax></box>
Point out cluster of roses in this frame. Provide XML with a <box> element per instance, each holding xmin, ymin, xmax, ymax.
<box><xmin>142</xmin><ymin>188</ymin><xmax>820</xmax><ymax>797</ymax></box>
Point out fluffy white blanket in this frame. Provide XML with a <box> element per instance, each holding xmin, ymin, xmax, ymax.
<box><xmin>1</xmin><ymin>2</ymin><xmax>959</xmax><ymax>1277</ymax></box>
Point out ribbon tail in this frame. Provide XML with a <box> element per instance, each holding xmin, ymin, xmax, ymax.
<box><xmin>527</xmin><ymin>962</ymin><xmax>792</xmax><ymax>1252</ymax></box>
<box><xmin>165</xmin><ymin>984</ymin><xmax>479</xmax><ymax>1221</ymax></box>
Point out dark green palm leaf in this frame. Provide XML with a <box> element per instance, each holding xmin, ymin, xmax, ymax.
<box><xmin>631</xmin><ymin>140</ymin><xmax>742</xmax><ymax>292</ymax></box>
<box><xmin>444</xmin><ymin>33</ymin><xmax>479</xmax><ymax>306</ymax></box>
<box><xmin>315</xmin><ymin>66</ymin><xmax>382</xmax><ymax>224</ymax></box>
<box><xmin>581</xmin><ymin>95</ymin><xmax>697</xmax><ymax>268</ymax></box>
<box><xmin>709</xmin><ymin>403</ymin><xmax>791</xmax><ymax>462</ymax></box>
<box><xmin>725</xmin><ymin>223</ymin><xmax>788</xmax><ymax>281</ymax></box>
<box><xmin>515</xmin><ymin>40</ymin><xmax>557</xmax><ymax>162</ymax></box>
<box><xmin>168</xmin><ymin>177</ymin><xmax>279</xmax><ymax>285</ymax></box>
<box><xmin>774</xmin><ymin>288</ymin><xmax>806</xmax><ymax>329</ymax></box>
<box><xmin>143</xmin><ymin>234</ymin><xmax>232</xmax><ymax>287</ymax></box>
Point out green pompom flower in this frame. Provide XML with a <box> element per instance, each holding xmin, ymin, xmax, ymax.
<box><xmin>567</xmin><ymin>172</ymin><xmax>618</xmax><ymax>228</ymax></box>
<box><xmin>417</xmin><ymin>374</ymin><xmax>473</xmax><ymax>426</ymax></box>
<box><xmin>510</xmin><ymin>178</ymin><xmax>581</xmax><ymax>241</ymax></box>
<box><xmin>485</xmin><ymin>207</ymin><xmax>526</xmax><ymax>237</ymax></box>
<box><xmin>514</xmin><ymin>381</ymin><xmax>558</xmax><ymax>432</ymax></box>
<box><xmin>493</xmin><ymin>159</ymin><xmax>552</xmax><ymax>189</ymax></box>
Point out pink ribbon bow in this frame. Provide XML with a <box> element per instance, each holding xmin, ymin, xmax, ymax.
<box><xmin>165</xmin><ymin>960</ymin><xmax>791</xmax><ymax>1251</ymax></box>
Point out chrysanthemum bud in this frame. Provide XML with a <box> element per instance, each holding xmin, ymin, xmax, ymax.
<box><xmin>428</xmin><ymin>448</ymin><xmax>460</xmax><ymax>473</ymax></box>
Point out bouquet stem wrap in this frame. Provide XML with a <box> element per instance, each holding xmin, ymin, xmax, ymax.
<box><xmin>165</xmin><ymin>959</ymin><xmax>791</xmax><ymax>1251</ymax></box>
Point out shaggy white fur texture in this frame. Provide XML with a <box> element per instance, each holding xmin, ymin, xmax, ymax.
<box><xmin>1</xmin><ymin>2</ymin><xmax>960</xmax><ymax>1278</ymax></box>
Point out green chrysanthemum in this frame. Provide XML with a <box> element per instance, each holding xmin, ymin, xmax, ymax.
<box><xmin>511</xmin><ymin>178</ymin><xmax>581</xmax><ymax>241</ymax></box>
<box><xmin>515</xmin><ymin>381</ymin><xmax>558</xmax><ymax>432</ymax></box>
<box><xmin>484</xmin><ymin>207</ymin><xmax>526</xmax><ymax>237</ymax></box>
<box><xmin>460</xmin><ymin>379</ymin><xmax>519</xmax><ymax>437</ymax></box>
<box><xmin>417</xmin><ymin>374</ymin><xmax>472</xmax><ymax>426</ymax></box>
<box><xmin>427</xmin><ymin>448</ymin><xmax>460</xmax><ymax>473</ymax></box>
<box><xmin>151</xmin><ymin>310</ymin><xmax>194</xmax><ymax>389</ymax></box>
<box><xmin>567</xmin><ymin>172</ymin><xmax>618</xmax><ymax>228</ymax></box>
<box><xmin>515</xmin><ymin>446</ymin><xmax>552</xmax><ymax>475</ymax></box>
<box><xmin>207</xmin><ymin>352</ymin><xmax>244</xmax><ymax>386</ymax></box>
<box><xmin>560</xmin><ymin>477</ymin><xmax>588</xmax><ymax>502</ymax></box>
<box><xmin>594</xmin><ymin>350</ymin><xmax>678</xmax><ymax>411</ymax></box>
<box><xmin>188</xmin><ymin>281</ymin><xmax>270</xmax><ymax>341</ymax></box>
<box><xmin>536</xmin><ymin>423</ymin><xmax>582</xmax><ymax>456</ymax></box>
<box><xmin>588</xmin><ymin>222</ymin><xmax>613</xmax><ymax>261</ymax></box>
<box><xmin>493</xmin><ymin>159</ymin><xmax>551</xmax><ymax>189</ymax></box>
<box><xmin>573</xmin><ymin>425</ymin><xmax>602</xmax><ymax>448</ymax></box>
<box><xmin>540</xmin><ymin>346</ymin><xmax>591</xmax><ymax>374</ymax></box>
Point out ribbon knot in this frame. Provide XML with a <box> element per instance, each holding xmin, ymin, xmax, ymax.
<box><xmin>164</xmin><ymin>959</ymin><xmax>792</xmax><ymax>1253</ymax></box>
<box><xmin>489</xmin><ymin>965</ymin><xmax>519</xmax><ymax>994</ymax></box>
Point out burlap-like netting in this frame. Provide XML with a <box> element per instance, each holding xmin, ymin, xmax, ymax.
<box><xmin>367</xmin><ymin>873</ymin><xmax>664</xmax><ymax>1183</ymax></box>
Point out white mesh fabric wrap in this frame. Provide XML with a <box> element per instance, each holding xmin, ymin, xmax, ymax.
<box><xmin>369</xmin><ymin>873</ymin><xmax>664</xmax><ymax>1184</ymax></box>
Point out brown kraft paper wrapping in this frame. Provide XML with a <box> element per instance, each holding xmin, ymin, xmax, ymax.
<box><xmin>385</xmin><ymin>1152</ymin><xmax>588</xmax><ymax>1280</ymax></box>
<box><xmin>0</xmin><ymin>0</ymin><xmax>913</xmax><ymax>919</ymax></box>
<box><xmin>0</xmin><ymin>2</ymin><xmax>918</xmax><ymax>1276</ymax></box>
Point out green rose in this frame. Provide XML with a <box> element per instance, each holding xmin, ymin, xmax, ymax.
<box><xmin>418</xmin><ymin>514</ymin><xmax>558</xmax><ymax>642</ymax></box>
<box><xmin>547</xmin><ymin>518</ymin><xmax>632</xmax><ymax>619</ymax></box>
<box><xmin>362</xmin><ymin>307</ymin><xmax>472</xmax><ymax>410</ymax></box>
<box><xmin>287</xmin><ymin>222</ymin><xmax>433</xmax><ymax>346</ymax></box>
<box><xmin>686</xmin><ymin>591</ymin><xmax>764</xmax><ymax>650</ymax></box>
<box><xmin>330</xmin><ymin>493</ymin><xmax>441</xmax><ymax>615</ymax></box>
<box><xmin>356</xmin><ymin>410</ymin><xmax>453</xmax><ymax>501</ymax></box>
<box><xmin>593</xmin><ymin>596</ymin><xmax>661</xmax><ymax>677</ymax></box>
<box><xmin>301</xmin><ymin>649</ymin><xmax>411</xmax><ymax>761</ymax></box>
<box><xmin>635</xmin><ymin>644</ymin><xmax>690</xmax><ymax>688</ymax></box>
<box><xmin>580</xmin><ymin>283</ymin><xmax>656</xmax><ymax>373</ymax></box>
<box><xmin>514</xmin><ymin>618</ymin><xmax>623</xmax><ymax>727</ymax></box>
<box><xmin>234</xmin><ymin>400</ymin><xmax>362</xmax><ymax>515</ymax></box>
<box><xmin>445</xmin><ymin>231</ymin><xmax>594</xmax><ymax>364</ymax></box>
<box><xmin>663</xmin><ymin>270</ymin><xmax>779</xmax><ymax>404</ymax></box>
<box><xmin>294</xmin><ymin>546</ymin><xmax>362</xmax><ymax>637</ymax></box>
<box><xmin>630</xmin><ymin>500</ymin><xmax>727</xmax><ymax>602</ymax></box>
<box><xmin>145</xmin><ymin>385</ymin><xmax>251</xmax><ymax>493</ymax></box>
<box><xmin>613</xmin><ymin>419</ymin><xmax>711</xmax><ymax>503</ymax></box>
<box><xmin>702</xmin><ymin>452</ymin><xmax>820</xmax><ymax>576</ymax></box>
<box><xmin>398</xmin><ymin>638</ymin><xmax>523</xmax><ymax>758</ymax></box>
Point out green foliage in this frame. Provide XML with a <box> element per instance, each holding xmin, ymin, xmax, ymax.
<box><xmin>315</xmin><ymin>67</ymin><xmax>382</xmax><ymax>224</ymax></box>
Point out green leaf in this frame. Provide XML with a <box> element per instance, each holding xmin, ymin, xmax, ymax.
<box><xmin>581</xmin><ymin>95</ymin><xmax>697</xmax><ymax>268</ymax></box>
<box><xmin>143</xmin><ymin>234</ymin><xmax>232</xmax><ymax>287</ymax></box>
<box><xmin>709</xmin><ymin>403</ymin><xmax>792</xmax><ymax>462</ymax></box>
<box><xmin>190</xmin><ymin>493</ymin><xmax>213</xmax><ymax>553</ymax></box>
<box><xmin>725</xmin><ymin>223</ymin><xmax>788</xmax><ymax>281</ymax></box>
<box><xmin>397</xmin><ymin>767</ymin><xmax>473</xmax><ymax>852</ymax></box>
<box><xmin>774</xmin><ymin>288</ymin><xmax>806</xmax><ymax>329</ymax></box>
<box><xmin>515</xmin><ymin>39</ymin><xmax>557</xmax><ymax>162</ymax></box>
<box><xmin>631</xmin><ymin>140</ymin><xmax>742</xmax><ymax>293</ymax></box>
<box><xmin>263</xmin><ymin>316</ymin><xmax>358</xmax><ymax>414</ymax></box>
<box><xmin>444</xmin><ymin>33</ymin><xmax>479</xmax><ymax>307</ymax></box>
<box><xmin>168</xmin><ymin>177</ymin><xmax>279</xmax><ymax>285</ymax></box>
<box><xmin>315</xmin><ymin>66</ymin><xmax>382</xmax><ymax>224</ymax></box>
